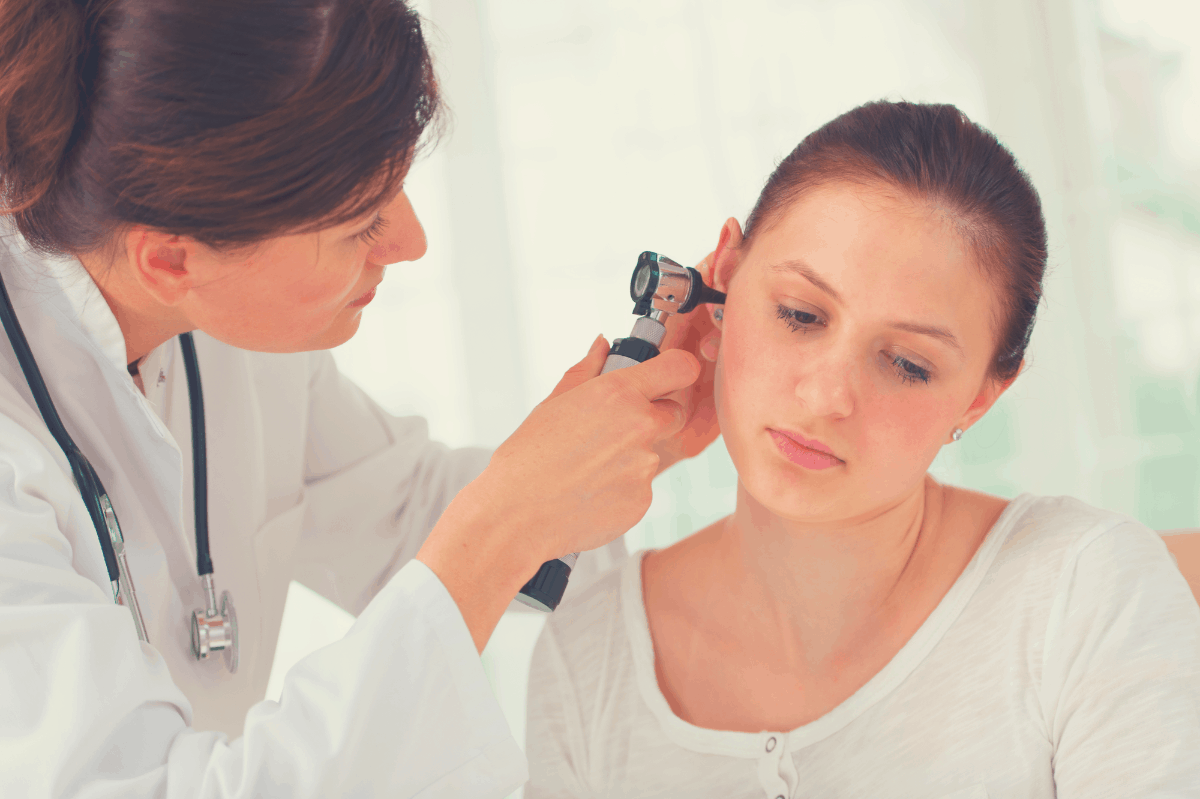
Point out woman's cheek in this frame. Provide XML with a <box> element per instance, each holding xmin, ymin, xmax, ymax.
<box><xmin>857</xmin><ymin>392</ymin><xmax>954</xmax><ymax>490</ymax></box>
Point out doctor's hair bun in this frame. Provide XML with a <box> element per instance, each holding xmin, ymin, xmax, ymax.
<box><xmin>742</xmin><ymin>101</ymin><xmax>1047</xmax><ymax>384</ymax></box>
<box><xmin>0</xmin><ymin>0</ymin><xmax>441</xmax><ymax>256</ymax></box>
<box><xmin>0</xmin><ymin>0</ymin><xmax>94</xmax><ymax>225</ymax></box>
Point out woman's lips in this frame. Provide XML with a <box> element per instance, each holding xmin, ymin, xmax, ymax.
<box><xmin>768</xmin><ymin>429</ymin><xmax>842</xmax><ymax>470</ymax></box>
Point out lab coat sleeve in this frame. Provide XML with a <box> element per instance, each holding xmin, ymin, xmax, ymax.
<box><xmin>1041</xmin><ymin>521</ymin><xmax>1200</xmax><ymax>796</ymax></box>
<box><xmin>291</xmin><ymin>350</ymin><xmax>628</xmax><ymax>616</ymax></box>
<box><xmin>291</xmin><ymin>350</ymin><xmax>493</xmax><ymax>615</ymax></box>
<box><xmin>0</xmin><ymin>417</ymin><xmax>527</xmax><ymax>797</ymax></box>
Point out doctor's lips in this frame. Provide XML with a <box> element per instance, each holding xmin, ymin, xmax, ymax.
<box><xmin>768</xmin><ymin>429</ymin><xmax>843</xmax><ymax>470</ymax></box>
<box><xmin>349</xmin><ymin>286</ymin><xmax>378</xmax><ymax>307</ymax></box>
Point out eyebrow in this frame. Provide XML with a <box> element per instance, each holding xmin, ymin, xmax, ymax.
<box><xmin>889</xmin><ymin>321</ymin><xmax>963</xmax><ymax>353</ymax></box>
<box><xmin>349</xmin><ymin>210</ymin><xmax>382</xmax><ymax>236</ymax></box>
<box><xmin>767</xmin><ymin>258</ymin><xmax>963</xmax><ymax>353</ymax></box>
<box><xmin>769</xmin><ymin>259</ymin><xmax>843</xmax><ymax>303</ymax></box>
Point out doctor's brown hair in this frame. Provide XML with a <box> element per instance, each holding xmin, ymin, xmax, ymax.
<box><xmin>0</xmin><ymin>0</ymin><xmax>440</xmax><ymax>254</ymax></box>
<box><xmin>742</xmin><ymin>101</ymin><xmax>1047</xmax><ymax>383</ymax></box>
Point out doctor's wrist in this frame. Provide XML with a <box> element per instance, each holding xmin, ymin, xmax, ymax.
<box><xmin>415</xmin><ymin>479</ymin><xmax>547</xmax><ymax>652</ymax></box>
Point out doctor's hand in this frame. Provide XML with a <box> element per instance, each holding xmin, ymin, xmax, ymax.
<box><xmin>417</xmin><ymin>338</ymin><xmax>701</xmax><ymax>651</ymax></box>
<box><xmin>651</xmin><ymin>251</ymin><xmax>721</xmax><ymax>474</ymax></box>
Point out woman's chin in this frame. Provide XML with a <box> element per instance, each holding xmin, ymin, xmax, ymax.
<box><xmin>738</xmin><ymin>458</ymin><xmax>848</xmax><ymax>523</ymax></box>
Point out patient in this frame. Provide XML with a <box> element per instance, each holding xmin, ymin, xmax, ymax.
<box><xmin>524</xmin><ymin>101</ymin><xmax>1200</xmax><ymax>798</ymax></box>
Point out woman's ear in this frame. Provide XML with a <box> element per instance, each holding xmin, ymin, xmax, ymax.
<box><xmin>953</xmin><ymin>364</ymin><xmax>1022</xmax><ymax>441</ymax></box>
<box><xmin>710</xmin><ymin>217</ymin><xmax>744</xmax><ymax>328</ymax></box>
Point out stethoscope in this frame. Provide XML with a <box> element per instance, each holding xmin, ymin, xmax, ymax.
<box><xmin>0</xmin><ymin>270</ymin><xmax>239</xmax><ymax>672</ymax></box>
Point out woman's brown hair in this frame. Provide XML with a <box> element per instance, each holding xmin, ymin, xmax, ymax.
<box><xmin>0</xmin><ymin>0</ymin><xmax>441</xmax><ymax>255</ymax></box>
<box><xmin>743</xmin><ymin>101</ymin><xmax>1047</xmax><ymax>383</ymax></box>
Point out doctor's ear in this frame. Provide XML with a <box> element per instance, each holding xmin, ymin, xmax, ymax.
<box><xmin>125</xmin><ymin>228</ymin><xmax>199</xmax><ymax>306</ymax></box>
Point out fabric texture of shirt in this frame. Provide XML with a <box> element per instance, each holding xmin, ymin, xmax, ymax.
<box><xmin>525</xmin><ymin>494</ymin><xmax>1200</xmax><ymax>799</ymax></box>
<box><xmin>0</xmin><ymin>227</ymin><xmax>530</xmax><ymax>796</ymax></box>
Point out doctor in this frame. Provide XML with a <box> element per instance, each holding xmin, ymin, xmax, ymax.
<box><xmin>0</xmin><ymin>0</ymin><xmax>718</xmax><ymax>796</ymax></box>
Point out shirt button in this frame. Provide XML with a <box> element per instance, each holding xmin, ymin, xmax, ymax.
<box><xmin>765</xmin><ymin>736</ymin><xmax>777</xmax><ymax>753</ymax></box>
<box><xmin>776</xmin><ymin>795</ymin><xmax>785</xmax><ymax>799</ymax></box>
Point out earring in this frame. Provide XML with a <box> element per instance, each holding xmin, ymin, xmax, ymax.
<box><xmin>714</xmin><ymin>308</ymin><xmax>723</xmax><ymax>321</ymax></box>
<box><xmin>952</xmin><ymin>428</ymin><xmax>964</xmax><ymax>442</ymax></box>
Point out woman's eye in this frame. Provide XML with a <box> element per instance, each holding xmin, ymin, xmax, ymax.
<box><xmin>356</xmin><ymin>215</ymin><xmax>389</xmax><ymax>244</ymax></box>
<box><xmin>892</xmin><ymin>355</ymin><xmax>931</xmax><ymax>385</ymax></box>
<box><xmin>776</xmin><ymin>304</ymin><xmax>824</xmax><ymax>332</ymax></box>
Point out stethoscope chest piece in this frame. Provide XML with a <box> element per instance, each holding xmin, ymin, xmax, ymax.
<box><xmin>191</xmin><ymin>574</ymin><xmax>238</xmax><ymax>673</ymax></box>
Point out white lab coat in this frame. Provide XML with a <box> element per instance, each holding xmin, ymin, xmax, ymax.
<box><xmin>0</xmin><ymin>227</ymin><xmax>623</xmax><ymax>797</ymax></box>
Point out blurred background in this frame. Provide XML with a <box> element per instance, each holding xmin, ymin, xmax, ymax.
<box><xmin>267</xmin><ymin>0</ymin><xmax>1200</xmax><ymax>794</ymax></box>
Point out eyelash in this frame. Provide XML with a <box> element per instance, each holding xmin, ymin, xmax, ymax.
<box><xmin>891</xmin><ymin>355</ymin><xmax>931</xmax><ymax>385</ymax></box>
<box><xmin>775</xmin><ymin>303</ymin><xmax>932</xmax><ymax>386</ymax></box>
<box><xmin>357</xmin><ymin>215</ymin><xmax>389</xmax><ymax>245</ymax></box>
<box><xmin>776</xmin><ymin>304</ymin><xmax>823</xmax><ymax>333</ymax></box>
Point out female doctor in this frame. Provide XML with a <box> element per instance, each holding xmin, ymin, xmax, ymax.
<box><xmin>0</xmin><ymin>0</ymin><xmax>718</xmax><ymax>796</ymax></box>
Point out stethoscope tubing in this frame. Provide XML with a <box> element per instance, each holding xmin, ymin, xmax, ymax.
<box><xmin>0</xmin><ymin>270</ymin><xmax>123</xmax><ymax>586</ymax></box>
<box><xmin>0</xmin><ymin>268</ymin><xmax>215</xmax><ymax>617</ymax></box>
<box><xmin>178</xmin><ymin>332</ymin><xmax>212</xmax><ymax>577</ymax></box>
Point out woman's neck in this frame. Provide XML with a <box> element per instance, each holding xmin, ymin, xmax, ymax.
<box><xmin>717</xmin><ymin>476</ymin><xmax>948</xmax><ymax>673</ymax></box>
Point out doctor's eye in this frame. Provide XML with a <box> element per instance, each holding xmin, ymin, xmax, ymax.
<box><xmin>357</xmin><ymin>215</ymin><xmax>389</xmax><ymax>245</ymax></box>
<box><xmin>776</xmin><ymin>303</ymin><xmax>825</xmax><ymax>333</ymax></box>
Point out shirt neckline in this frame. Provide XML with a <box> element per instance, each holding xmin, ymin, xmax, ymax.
<box><xmin>621</xmin><ymin>492</ymin><xmax>1035</xmax><ymax>758</ymax></box>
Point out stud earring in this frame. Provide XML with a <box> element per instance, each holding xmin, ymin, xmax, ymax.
<box><xmin>714</xmin><ymin>308</ymin><xmax>723</xmax><ymax>321</ymax></box>
<box><xmin>952</xmin><ymin>428</ymin><xmax>964</xmax><ymax>442</ymax></box>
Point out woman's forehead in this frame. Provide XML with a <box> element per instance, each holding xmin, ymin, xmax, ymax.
<box><xmin>744</xmin><ymin>181</ymin><xmax>1002</xmax><ymax>348</ymax></box>
<box><xmin>750</xmin><ymin>182</ymin><xmax>982</xmax><ymax>289</ymax></box>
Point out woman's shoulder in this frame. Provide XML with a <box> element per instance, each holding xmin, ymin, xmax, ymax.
<box><xmin>998</xmin><ymin>493</ymin><xmax>1166</xmax><ymax>562</ymax></box>
<box><xmin>534</xmin><ymin>552</ymin><xmax>646</xmax><ymax>700</ymax></box>
<box><xmin>542</xmin><ymin>551</ymin><xmax>640</xmax><ymax>651</ymax></box>
<box><xmin>991</xmin><ymin>494</ymin><xmax>1192</xmax><ymax>613</ymax></box>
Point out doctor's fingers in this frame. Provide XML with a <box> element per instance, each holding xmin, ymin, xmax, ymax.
<box><xmin>645</xmin><ymin>397</ymin><xmax>687</xmax><ymax>442</ymax></box>
<box><xmin>605</xmin><ymin>347</ymin><xmax>701</xmax><ymax>403</ymax></box>
<box><xmin>544</xmin><ymin>334</ymin><xmax>610</xmax><ymax>403</ymax></box>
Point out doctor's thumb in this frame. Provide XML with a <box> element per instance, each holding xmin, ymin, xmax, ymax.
<box><xmin>546</xmin><ymin>334</ymin><xmax>610</xmax><ymax>401</ymax></box>
<box><xmin>618</xmin><ymin>348</ymin><xmax>701</xmax><ymax>402</ymax></box>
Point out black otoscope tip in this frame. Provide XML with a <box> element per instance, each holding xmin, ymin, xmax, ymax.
<box><xmin>678</xmin><ymin>267</ymin><xmax>727</xmax><ymax>314</ymax></box>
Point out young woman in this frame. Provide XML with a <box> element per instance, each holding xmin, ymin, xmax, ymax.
<box><xmin>525</xmin><ymin>101</ymin><xmax>1200</xmax><ymax>798</ymax></box>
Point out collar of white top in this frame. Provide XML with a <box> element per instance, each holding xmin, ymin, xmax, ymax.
<box><xmin>620</xmin><ymin>493</ymin><xmax>1035</xmax><ymax>758</ymax></box>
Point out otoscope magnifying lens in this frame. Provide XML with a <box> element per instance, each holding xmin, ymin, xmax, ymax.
<box><xmin>633</xmin><ymin>264</ymin><xmax>654</xmax><ymax>299</ymax></box>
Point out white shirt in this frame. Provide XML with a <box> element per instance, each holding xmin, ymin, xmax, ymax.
<box><xmin>0</xmin><ymin>228</ymin><xmax>531</xmax><ymax>796</ymax></box>
<box><xmin>525</xmin><ymin>494</ymin><xmax>1200</xmax><ymax>799</ymax></box>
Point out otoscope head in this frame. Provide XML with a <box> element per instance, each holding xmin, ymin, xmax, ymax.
<box><xmin>630</xmin><ymin>251</ymin><xmax>726</xmax><ymax>319</ymax></box>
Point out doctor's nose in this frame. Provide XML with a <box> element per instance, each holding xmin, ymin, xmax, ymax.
<box><xmin>372</xmin><ymin>189</ymin><xmax>427</xmax><ymax>265</ymax></box>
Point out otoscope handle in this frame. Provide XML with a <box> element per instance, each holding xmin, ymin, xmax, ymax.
<box><xmin>515</xmin><ymin>317</ymin><xmax>670</xmax><ymax>612</ymax></box>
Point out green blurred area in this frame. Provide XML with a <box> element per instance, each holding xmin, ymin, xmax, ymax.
<box><xmin>1132</xmin><ymin>374</ymin><xmax>1200</xmax><ymax>528</ymax></box>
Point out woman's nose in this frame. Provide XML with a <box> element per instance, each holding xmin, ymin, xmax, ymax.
<box><xmin>373</xmin><ymin>190</ymin><xmax>427</xmax><ymax>264</ymax></box>
<box><xmin>793</xmin><ymin>346</ymin><xmax>855</xmax><ymax>419</ymax></box>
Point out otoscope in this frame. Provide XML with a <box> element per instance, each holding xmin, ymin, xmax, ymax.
<box><xmin>514</xmin><ymin>251</ymin><xmax>726</xmax><ymax>612</ymax></box>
